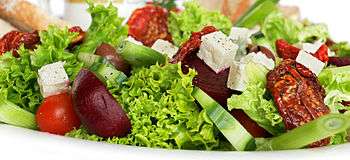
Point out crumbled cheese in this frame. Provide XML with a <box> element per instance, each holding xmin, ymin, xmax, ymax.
<box><xmin>126</xmin><ymin>36</ymin><xmax>143</xmax><ymax>46</ymax></box>
<box><xmin>151</xmin><ymin>39</ymin><xmax>178</xmax><ymax>59</ymax></box>
<box><xmin>38</xmin><ymin>61</ymin><xmax>70</xmax><ymax>98</ymax></box>
<box><xmin>296</xmin><ymin>50</ymin><xmax>325</xmax><ymax>76</ymax></box>
<box><xmin>227</xmin><ymin>62</ymin><xmax>247</xmax><ymax>91</ymax></box>
<box><xmin>198</xmin><ymin>31</ymin><xmax>238</xmax><ymax>73</ymax></box>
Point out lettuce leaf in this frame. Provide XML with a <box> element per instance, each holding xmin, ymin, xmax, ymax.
<box><xmin>67</xmin><ymin>63</ymin><xmax>221</xmax><ymax>150</ymax></box>
<box><xmin>227</xmin><ymin>62</ymin><xmax>284</xmax><ymax>135</ymax></box>
<box><xmin>331</xmin><ymin>42</ymin><xmax>350</xmax><ymax>57</ymax></box>
<box><xmin>261</xmin><ymin>11</ymin><xmax>302</xmax><ymax>45</ymax></box>
<box><xmin>75</xmin><ymin>0</ymin><xmax>128</xmax><ymax>53</ymax></box>
<box><xmin>30</xmin><ymin>26</ymin><xmax>84</xmax><ymax>80</ymax></box>
<box><xmin>319</xmin><ymin>66</ymin><xmax>350</xmax><ymax>113</ymax></box>
<box><xmin>0</xmin><ymin>49</ymin><xmax>42</xmax><ymax>113</ymax></box>
<box><xmin>168</xmin><ymin>1</ymin><xmax>232</xmax><ymax>46</ymax></box>
<box><xmin>298</xmin><ymin>24</ymin><xmax>329</xmax><ymax>43</ymax></box>
<box><xmin>261</xmin><ymin>11</ymin><xmax>330</xmax><ymax>48</ymax></box>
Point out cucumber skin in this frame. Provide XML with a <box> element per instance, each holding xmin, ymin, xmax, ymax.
<box><xmin>192</xmin><ymin>87</ymin><xmax>256</xmax><ymax>151</ymax></box>
<box><xmin>118</xmin><ymin>41</ymin><xmax>166</xmax><ymax>68</ymax></box>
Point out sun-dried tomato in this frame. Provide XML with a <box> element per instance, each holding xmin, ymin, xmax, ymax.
<box><xmin>267</xmin><ymin>59</ymin><xmax>330</xmax><ymax>147</ymax></box>
<box><xmin>0</xmin><ymin>31</ymin><xmax>40</xmax><ymax>57</ymax></box>
<box><xmin>171</xmin><ymin>26</ymin><xmax>217</xmax><ymax>63</ymax></box>
<box><xmin>127</xmin><ymin>5</ymin><xmax>172</xmax><ymax>47</ymax></box>
<box><xmin>68</xmin><ymin>26</ymin><xmax>85</xmax><ymax>48</ymax></box>
<box><xmin>314</xmin><ymin>44</ymin><xmax>329</xmax><ymax>63</ymax></box>
<box><xmin>276</xmin><ymin>39</ymin><xmax>301</xmax><ymax>60</ymax></box>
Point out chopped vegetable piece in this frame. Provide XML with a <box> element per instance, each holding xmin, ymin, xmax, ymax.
<box><xmin>0</xmin><ymin>98</ymin><xmax>36</xmax><ymax>129</ymax></box>
<box><xmin>257</xmin><ymin>114</ymin><xmax>350</xmax><ymax>150</ymax></box>
<box><xmin>193</xmin><ymin>87</ymin><xmax>256</xmax><ymax>151</ymax></box>
<box><xmin>235</xmin><ymin>0</ymin><xmax>279</xmax><ymax>28</ymax></box>
<box><xmin>117</xmin><ymin>41</ymin><xmax>166</xmax><ymax>68</ymax></box>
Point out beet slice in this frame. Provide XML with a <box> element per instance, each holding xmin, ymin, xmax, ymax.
<box><xmin>72</xmin><ymin>69</ymin><xmax>131</xmax><ymax>138</ymax></box>
<box><xmin>328</xmin><ymin>57</ymin><xmax>350</xmax><ymax>67</ymax></box>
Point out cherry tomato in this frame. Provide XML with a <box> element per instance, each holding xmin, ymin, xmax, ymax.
<box><xmin>36</xmin><ymin>92</ymin><xmax>81</xmax><ymax>135</ymax></box>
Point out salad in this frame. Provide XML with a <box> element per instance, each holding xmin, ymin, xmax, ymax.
<box><xmin>0</xmin><ymin>0</ymin><xmax>350</xmax><ymax>151</ymax></box>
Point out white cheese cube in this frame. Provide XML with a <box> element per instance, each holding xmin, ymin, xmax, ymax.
<box><xmin>198</xmin><ymin>31</ymin><xmax>238</xmax><ymax>73</ymax></box>
<box><xmin>241</xmin><ymin>52</ymin><xmax>275</xmax><ymax>70</ymax></box>
<box><xmin>229</xmin><ymin>27</ymin><xmax>254</xmax><ymax>44</ymax></box>
<box><xmin>302</xmin><ymin>41</ymin><xmax>323</xmax><ymax>53</ymax></box>
<box><xmin>227</xmin><ymin>62</ymin><xmax>247</xmax><ymax>91</ymax></box>
<box><xmin>126</xmin><ymin>36</ymin><xmax>143</xmax><ymax>46</ymax></box>
<box><xmin>151</xmin><ymin>39</ymin><xmax>178</xmax><ymax>59</ymax></box>
<box><xmin>38</xmin><ymin>61</ymin><xmax>70</xmax><ymax>98</ymax></box>
<box><xmin>296</xmin><ymin>50</ymin><xmax>325</xmax><ymax>76</ymax></box>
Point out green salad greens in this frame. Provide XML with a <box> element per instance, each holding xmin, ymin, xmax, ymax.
<box><xmin>75</xmin><ymin>0</ymin><xmax>128</xmax><ymax>54</ymax></box>
<box><xmin>67</xmin><ymin>63</ymin><xmax>221</xmax><ymax>150</ymax></box>
<box><xmin>168</xmin><ymin>1</ymin><xmax>232</xmax><ymax>46</ymax></box>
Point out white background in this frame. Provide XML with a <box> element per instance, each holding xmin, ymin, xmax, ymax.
<box><xmin>2</xmin><ymin>0</ymin><xmax>350</xmax><ymax>160</ymax></box>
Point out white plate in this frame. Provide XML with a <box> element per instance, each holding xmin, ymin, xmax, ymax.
<box><xmin>1</xmin><ymin>0</ymin><xmax>350</xmax><ymax>160</ymax></box>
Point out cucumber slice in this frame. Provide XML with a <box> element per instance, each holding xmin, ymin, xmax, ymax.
<box><xmin>0</xmin><ymin>98</ymin><xmax>37</xmax><ymax>129</ymax></box>
<box><xmin>78</xmin><ymin>52</ymin><xmax>105</xmax><ymax>68</ymax></box>
<box><xmin>235</xmin><ymin>0</ymin><xmax>279</xmax><ymax>28</ymax></box>
<box><xmin>257</xmin><ymin>114</ymin><xmax>350</xmax><ymax>151</ymax></box>
<box><xmin>117</xmin><ymin>41</ymin><xmax>166</xmax><ymax>68</ymax></box>
<box><xmin>192</xmin><ymin>87</ymin><xmax>256</xmax><ymax>151</ymax></box>
<box><xmin>90</xmin><ymin>63</ymin><xmax>127</xmax><ymax>84</ymax></box>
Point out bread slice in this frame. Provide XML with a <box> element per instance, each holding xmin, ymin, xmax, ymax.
<box><xmin>0</xmin><ymin>0</ymin><xmax>70</xmax><ymax>32</ymax></box>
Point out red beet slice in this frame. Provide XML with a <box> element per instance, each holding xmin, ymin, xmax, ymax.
<box><xmin>328</xmin><ymin>57</ymin><xmax>350</xmax><ymax>67</ymax></box>
<box><xmin>72</xmin><ymin>69</ymin><xmax>131</xmax><ymax>138</ymax></box>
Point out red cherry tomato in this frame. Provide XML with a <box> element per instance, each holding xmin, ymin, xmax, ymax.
<box><xmin>36</xmin><ymin>92</ymin><xmax>81</xmax><ymax>135</ymax></box>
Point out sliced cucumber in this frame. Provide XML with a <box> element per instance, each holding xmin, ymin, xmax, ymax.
<box><xmin>0</xmin><ymin>98</ymin><xmax>37</xmax><ymax>129</ymax></box>
<box><xmin>78</xmin><ymin>52</ymin><xmax>105</xmax><ymax>68</ymax></box>
<box><xmin>257</xmin><ymin>114</ymin><xmax>350</xmax><ymax>151</ymax></box>
<box><xmin>192</xmin><ymin>87</ymin><xmax>256</xmax><ymax>151</ymax></box>
<box><xmin>235</xmin><ymin>0</ymin><xmax>279</xmax><ymax>28</ymax></box>
<box><xmin>90</xmin><ymin>63</ymin><xmax>127</xmax><ymax>84</ymax></box>
<box><xmin>117</xmin><ymin>41</ymin><xmax>166</xmax><ymax>68</ymax></box>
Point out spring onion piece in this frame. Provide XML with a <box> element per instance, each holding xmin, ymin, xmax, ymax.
<box><xmin>235</xmin><ymin>0</ymin><xmax>279</xmax><ymax>28</ymax></box>
<box><xmin>90</xmin><ymin>63</ymin><xmax>127</xmax><ymax>84</ymax></box>
<box><xmin>117</xmin><ymin>41</ymin><xmax>166</xmax><ymax>68</ymax></box>
<box><xmin>192</xmin><ymin>87</ymin><xmax>256</xmax><ymax>151</ymax></box>
<box><xmin>77</xmin><ymin>52</ymin><xmax>105</xmax><ymax>68</ymax></box>
<box><xmin>0</xmin><ymin>98</ymin><xmax>37</xmax><ymax>129</ymax></box>
<box><xmin>257</xmin><ymin>114</ymin><xmax>350</xmax><ymax>151</ymax></box>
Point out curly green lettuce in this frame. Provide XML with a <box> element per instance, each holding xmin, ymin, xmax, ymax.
<box><xmin>30</xmin><ymin>26</ymin><xmax>84</xmax><ymax>80</ymax></box>
<box><xmin>0</xmin><ymin>49</ymin><xmax>41</xmax><ymax>113</ymax></box>
<box><xmin>75</xmin><ymin>0</ymin><xmax>128</xmax><ymax>53</ymax></box>
<box><xmin>168</xmin><ymin>1</ymin><xmax>232</xmax><ymax>46</ymax></box>
<box><xmin>227</xmin><ymin>62</ymin><xmax>284</xmax><ymax>135</ymax></box>
<box><xmin>67</xmin><ymin>63</ymin><xmax>221</xmax><ymax>150</ymax></box>
<box><xmin>261</xmin><ymin>11</ymin><xmax>330</xmax><ymax>49</ymax></box>
<box><xmin>331</xmin><ymin>42</ymin><xmax>350</xmax><ymax>57</ymax></box>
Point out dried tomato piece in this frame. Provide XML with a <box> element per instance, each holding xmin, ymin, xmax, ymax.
<box><xmin>314</xmin><ymin>44</ymin><xmax>329</xmax><ymax>62</ymax></box>
<box><xmin>0</xmin><ymin>31</ymin><xmax>40</xmax><ymax>57</ymax></box>
<box><xmin>171</xmin><ymin>26</ymin><xmax>218</xmax><ymax>63</ymax></box>
<box><xmin>267</xmin><ymin>59</ymin><xmax>330</xmax><ymax>147</ymax></box>
<box><xmin>172</xmin><ymin>26</ymin><xmax>269</xmax><ymax>138</ymax></box>
<box><xmin>68</xmin><ymin>26</ymin><xmax>85</xmax><ymax>48</ymax></box>
<box><xmin>276</xmin><ymin>39</ymin><xmax>301</xmax><ymax>60</ymax></box>
<box><xmin>127</xmin><ymin>5</ymin><xmax>172</xmax><ymax>47</ymax></box>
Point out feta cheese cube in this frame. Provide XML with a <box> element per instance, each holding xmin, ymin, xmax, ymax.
<box><xmin>227</xmin><ymin>62</ymin><xmax>247</xmax><ymax>91</ymax></box>
<box><xmin>296</xmin><ymin>50</ymin><xmax>325</xmax><ymax>76</ymax></box>
<box><xmin>198</xmin><ymin>31</ymin><xmax>238</xmax><ymax>73</ymax></box>
<box><xmin>229</xmin><ymin>27</ymin><xmax>255</xmax><ymax>44</ymax></box>
<box><xmin>302</xmin><ymin>41</ymin><xmax>323</xmax><ymax>53</ymax></box>
<box><xmin>151</xmin><ymin>39</ymin><xmax>178</xmax><ymax>59</ymax></box>
<box><xmin>126</xmin><ymin>36</ymin><xmax>143</xmax><ymax>46</ymax></box>
<box><xmin>241</xmin><ymin>52</ymin><xmax>275</xmax><ymax>70</ymax></box>
<box><xmin>38</xmin><ymin>61</ymin><xmax>70</xmax><ymax>98</ymax></box>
